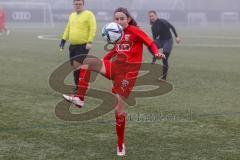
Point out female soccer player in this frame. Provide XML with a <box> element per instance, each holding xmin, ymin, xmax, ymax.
<box><xmin>63</xmin><ymin>7</ymin><xmax>165</xmax><ymax>156</ymax></box>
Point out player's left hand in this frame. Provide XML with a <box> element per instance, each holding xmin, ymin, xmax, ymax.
<box><xmin>155</xmin><ymin>52</ymin><xmax>166</xmax><ymax>59</ymax></box>
<box><xmin>86</xmin><ymin>43</ymin><xmax>92</xmax><ymax>50</ymax></box>
<box><xmin>59</xmin><ymin>39</ymin><xmax>66</xmax><ymax>53</ymax></box>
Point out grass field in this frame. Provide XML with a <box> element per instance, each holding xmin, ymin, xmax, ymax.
<box><xmin>0</xmin><ymin>24</ymin><xmax>240</xmax><ymax>160</ymax></box>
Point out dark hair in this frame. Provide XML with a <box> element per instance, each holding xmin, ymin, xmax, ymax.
<box><xmin>148</xmin><ymin>10</ymin><xmax>157</xmax><ymax>15</ymax></box>
<box><xmin>114</xmin><ymin>7</ymin><xmax>137</xmax><ymax>26</ymax></box>
<box><xmin>73</xmin><ymin>0</ymin><xmax>84</xmax><ymax>4</ymax></box>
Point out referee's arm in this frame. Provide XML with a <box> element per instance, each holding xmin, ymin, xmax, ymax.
<box><xmin>62</xmin><ymin>21</ymin><xmax>70</xmax><ymax>41</ymax></box>
<box><xmin>59</xmin><ymin>21</ymin><xmax>70</xmax><ymax>50</ymax></box>
<box><xmin>87</xmin><ymin>12</ymin><xmax>97</xmax><ymax>43</ymax></box>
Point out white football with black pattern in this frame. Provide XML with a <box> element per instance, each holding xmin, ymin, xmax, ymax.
<box><xmin>101</xmin><ymin>22</ymin><xmax>123</xmax><ymax>43</ymax></box>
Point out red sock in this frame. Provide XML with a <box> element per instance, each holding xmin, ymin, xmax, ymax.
<box><xmin>77</xmin><ymin>68</ymin><xmax>91</xmax><ymax>101</ymax></box>
<box><xmin>115</xmin><ymin>112</ymin><xmax>126</xmax><ymax>151</ymax></box>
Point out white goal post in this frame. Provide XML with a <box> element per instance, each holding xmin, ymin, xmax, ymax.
<box><xmin>0</xmin><ymin>2</ymin><xmax>54</xmax><ymax>28</ymax></box>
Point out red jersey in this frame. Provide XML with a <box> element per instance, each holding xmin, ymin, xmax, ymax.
<box><xmin>104</xmin><ymin>25</ymin><xmax>158</xmax><ymax>63</ymax></box>
<box><xmin>102</xmin><ymin>25</ymin><xmax>159</xmax><ymax>98</ymax></box>
<box><xmin>78</xmin><ymin>25</ymin><xmax>159</xmax><ymax>99</ymax></box>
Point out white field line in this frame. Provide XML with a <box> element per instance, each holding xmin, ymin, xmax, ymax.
<box><xmin>184</xmin><ymin>35</ymin><xmax>240</xmax><ymax>40</ymax></box>
<box><xmin>37</xmin><ymin>35</ymin><xmax>59</xmax><ymax>40</ymax></box>
<box><xmin>175</xmin><ymin>44</ymin><xmax>240</xmax><ymax>48</ymax></box>
<box><xmin>37</xmin><ymin>34</ymin><xmax>240</xmax><ymax>48</ymax></box>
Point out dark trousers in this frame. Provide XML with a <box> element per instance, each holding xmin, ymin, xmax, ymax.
<box><xmin>69</xmin><ymin>44</ymin><xmax>89</xmax><ymax>88</ymax></box>
<box><xmin>152</xmin><ymin>38</ymin><xmax>173</xmax><ymax>80</ymax></box>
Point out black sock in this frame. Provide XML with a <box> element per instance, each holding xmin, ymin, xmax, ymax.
<box><xmin>73</xmin><ymin>70</ymin><xmax>80</xmax><ymax>88</ymax></box>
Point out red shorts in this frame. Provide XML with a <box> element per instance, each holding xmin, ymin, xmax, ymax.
<box><xmin>103</xmin><ymin>59</ymin><xmax>141</xmax><ymax>98</ymax></box>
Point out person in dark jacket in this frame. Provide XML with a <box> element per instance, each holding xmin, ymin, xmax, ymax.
<box><xmin>148</xmin><ymin>10</ymin><xmax>181</xmax><ymax>80</ymax></box>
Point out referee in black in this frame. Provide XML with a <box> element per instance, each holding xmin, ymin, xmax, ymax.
<box><xmin>148</xmin><ymin>10</ymin><xmax>181</xmax><ymax>80</ymax></box>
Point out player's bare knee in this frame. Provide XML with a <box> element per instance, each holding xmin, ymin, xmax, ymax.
<box><xmin>83</xmin><ymin>57</ymin><xmax>102</xmax><ymax>72</ymax></box>
<box><xmin>73</xmin><ymin>60</ymin><xmax>81</xmax><ymax>69</ymax></box>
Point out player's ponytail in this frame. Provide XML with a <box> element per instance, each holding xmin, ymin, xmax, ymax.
<box><xmin>114</xmin><ymin>7</ymin><xmax>138</xmax><ymax>26</ymax></box>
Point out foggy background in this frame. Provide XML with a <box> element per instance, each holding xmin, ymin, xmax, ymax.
<box><xmin>0</xmin><ymin>0</ymin><xmax>240</xmax><ymax>28</ymax></box>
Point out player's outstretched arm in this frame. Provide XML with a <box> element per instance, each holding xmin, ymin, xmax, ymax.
<box><xmin>149</xmin><ymin>42</ymin><xmax>165</xmax><ymax>59</ymax></box>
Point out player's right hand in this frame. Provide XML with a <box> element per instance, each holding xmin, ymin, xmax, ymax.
<box><xmin>156</xmin><ymin>52</ymin><xmax>166</xmax><ymax>59</ymax></box>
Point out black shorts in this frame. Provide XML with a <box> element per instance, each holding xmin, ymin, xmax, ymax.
<box><xmin>69</xmin><ymin>44</ymin><xmax>90</xmax><ymax>65</ymax></box>
<box><xmin>154</xmin><ymin>38</ymin><xmax>173</xmax><ymax>53</ymax></box>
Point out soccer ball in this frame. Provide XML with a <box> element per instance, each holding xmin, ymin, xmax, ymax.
<box><xmin>101</xmin><ymin>22</ymin><xmax>123</xmax><ymax>43</ymax></box>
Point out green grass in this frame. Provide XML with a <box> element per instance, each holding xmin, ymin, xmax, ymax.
<box><xmin>0</xmin><ymin>24</ymin><xmax>240</xmax><ymax>160</ymax></box>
